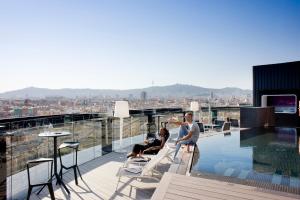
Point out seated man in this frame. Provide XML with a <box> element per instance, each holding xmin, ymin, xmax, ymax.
<box><xmin>169</xmin><ymin>112</ymin><xmax>200</xmax><ymax>158</ymax></box>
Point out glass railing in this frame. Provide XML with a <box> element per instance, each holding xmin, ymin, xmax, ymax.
<box><xmin>1</xmin><ymin>113</ymin><xmax>178</xmax><ymax>199</ymax></box>
<box><xmin>2</xmin><ymin>116</ymin><xmax>144</xmax><ymax>199</ymax></box>
<box><xmin>199</xmin><ymin>109</ymin><xmax>240</xmax><ymax>124</ymax></box>
<box><xmin>0</xmin><ymin>108</ymin><xmax>240</xmax><ymax>199</ymax></box>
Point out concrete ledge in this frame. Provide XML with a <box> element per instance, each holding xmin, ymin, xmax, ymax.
<box><xmin>168</xmin><ymin>145</ymin><xmax>195</xmax><ymax>175</ymax></box>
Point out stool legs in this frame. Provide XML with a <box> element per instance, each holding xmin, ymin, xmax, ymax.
<box><xmin>77</xmin><ymin>165</ymin><xmax>83</xmax><ymax>180</ymax></box>
<box><xmin>26</xmin><ymin>158</ymin><xmax>55</xmax><ymax>200</ymax></box>
<box><xmin>58</xmin><ymin>148</ymin><xmax>63</xmax><ymax>180</ymax></box>
<box><xmin>26</xmin><ymin>186</ymin><xmax>32</xmax><ymax>200</ymax></box>
<box><xmin>58</xmin><ymin>145</ymin><xmax>82</xmax><ymax>185</ymax></box>
<box><xmin>73</xmin><ymin>166</ymin><xmax>78</xmax><ymax>185</ymax></box>
<box><xmin>75</xmin><ymin>148</ymin><xmax>83</xmax><ymax>180</ymax></box>
<box><xmin>47</xmin><ymin>183</ymin><xmax>55</xmax><ymax>200</ymax></box>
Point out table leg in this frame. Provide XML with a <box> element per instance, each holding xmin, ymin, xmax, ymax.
<box><xmin>53</xmin><ymin>137</ymin><xmax>70</xmax><ymax>194</ymax></box>
<box><xmin>53</xmin><ymin>137</ymin><xmax>57</xmax><ymax>175</ymax></box>
<box><xmin>55</xmin><ymin>174</ymin><xmax>70</xmax><ymax>194</ymax></box>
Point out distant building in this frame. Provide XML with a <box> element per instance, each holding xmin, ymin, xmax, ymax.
<box><xmin>24</xmin><ymin>99</ymin><xmax>31</xmax><ymax>106</ymax></box>
<box><xmin>128</xmin><ymin>94</ymin><xmax>134</xmax><ymax>100</ymax></box>
<box><xmin>141</xmin><ymin>91</ymin><xmax>147</xmax><ymax>101</ymax></box>
<box><xmin>13</xmin><ymin>107</ymin><xmax>22</xmax><ymax>117</ymax></box>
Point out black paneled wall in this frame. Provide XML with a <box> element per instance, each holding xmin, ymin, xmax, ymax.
<box><xmin>253</xmin><ymin>61</ymin><xmax>300</xmax><ymax>126</ymax></box>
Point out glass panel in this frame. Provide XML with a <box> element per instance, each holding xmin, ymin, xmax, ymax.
<box><xmin>76</xmin><ymin>120</ymin><xmax>96</xmax><ymax>164</ymax></box>
<box><xmin>1</xmin><ymin>109</ymin><xmax>240</xmax><ymax>199</ymax></box>
<box><xmin>102</xmin><ymin>118</ymin><xmax>113</xmax><ymax>155</ymax></box>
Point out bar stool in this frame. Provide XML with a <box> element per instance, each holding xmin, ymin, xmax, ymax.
<box><xmin>58</xmin><ymin>141</ymin><xmax>82</xmax><ymax>185</ymax></box>
<box><xmin>26</xmin><ymin>158</ymin><xmax>55</xmax><ymax>200</ymax></box>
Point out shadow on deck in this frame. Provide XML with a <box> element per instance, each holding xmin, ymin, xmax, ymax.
<box><xmin>29</xmin><ymin>151</ymin><xmax>171</xmax><ymax>200</ymax></box>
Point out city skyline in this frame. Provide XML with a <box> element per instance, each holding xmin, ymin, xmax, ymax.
<box><xmin>1</xmin><ymin>0</ymin><xmax>299</xmax><ymax>93</ymax></box>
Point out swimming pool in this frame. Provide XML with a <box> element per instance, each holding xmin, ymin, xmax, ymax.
<box><xmin>191</xmin><ymin>127</ymin><xmax>300</xmax><ymax>191</ymax></box>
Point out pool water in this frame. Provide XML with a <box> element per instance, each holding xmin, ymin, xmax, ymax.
<box><xmin>191</xmin><ymin>127</ymin><xmax>300</xmax><ymax>189</ymax></box>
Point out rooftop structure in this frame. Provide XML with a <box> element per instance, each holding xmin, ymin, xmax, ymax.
<box><xmin>253</xmin><ymin>61</ymin><xmax>300</xmax><ymax>127</ymax></box>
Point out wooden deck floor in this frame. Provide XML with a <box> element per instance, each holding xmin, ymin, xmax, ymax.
<box><xmin>25</xmin><ymin>128</ymin><xmax>300</xmax><ymax>200</ymax></box>
<box><xmin>29</xmin><ymin>152</ymin><xmax>171</xmax><ymax>200</ymax></box>
<box><xmin>151</xmin><ymin>173</ymin><xmax>300</xmax><ymax>200</ymax></box>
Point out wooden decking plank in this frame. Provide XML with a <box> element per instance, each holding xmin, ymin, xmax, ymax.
<box><xmin>172</xmin><ymin>178</ymin><xmax>297</xmax><ymax>200</ymax></box>
<box><xmin>166</xmin><ymin>188</ymin><xmax>225</xmax><ymax>200</ymax></box>
<box><xmin>170</xmin><ymin>175</ymin><xmax>299</xmax><ymax>200</ymax></box>
<box><xmin>171</xmin><ymin>179</ymin><xmax>276</xmax><ymax>200</ymax></box>
<box><xmin>152</xmin><ymin>173</ymin><xmax>300</xmax><ymax>200</ymax></box>
<box><xmin>167</xmin><ymin>144</ymin><xmax>194</xmax><ymax>175</ymax></box>
<box><xmin>28</xmin><ymin>150</ymin><xmax>164</xmax><ymax>200</ymax></box>
<box><xmin>168</xmin><ymin>183</ymin><xmax>256</xmax><ymax>200</ymax></box>
<box><xmin>165</xmin><ymin>192</ymin><xmax>210</xmax><ymax>200</ymax></box>
<box><xmin>59</xmin><ymin>171</ymin><xmax>119</xmax><ymax>199</ymax></box>
<box><xmin>151</xmin><ymin>172</ymin><xmax>172</xmax><ymax>200</ymax></box>
<box><xmin>77</xmin><ymin>174</ymin><xmax>131</xmax><ymax>199</ymax></box>
<box><xmin>25</xmin><ymin>146</ymin><xmax>300</xmax><ymax>200</ymax></box>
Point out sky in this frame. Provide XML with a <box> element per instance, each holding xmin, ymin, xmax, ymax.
<box><xmin>0</xmin><ymin>0</ymin><xmax>299</xmax><ymax>93</ymax></box>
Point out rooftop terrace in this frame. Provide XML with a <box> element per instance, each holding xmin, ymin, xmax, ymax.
<box><xmin>1</xmin><ymin>108</ymin><xmax>299</xmax><ymax>199</ymax></box>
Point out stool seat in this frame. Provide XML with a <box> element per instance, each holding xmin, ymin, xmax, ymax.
<box><xmin>59</xmin><ymin>141</ymin><xmax>79</xmax><ymax>149</ymax></box>
<box><xmin>27</xmin><ymin>158</ymin><xmax>53</xmax><ymax>164</ymax></box>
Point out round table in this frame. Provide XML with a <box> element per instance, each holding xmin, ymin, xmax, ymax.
<box><xmin>39</xmin><ymin>131</ymin><xmax>71</xmax><ymax>194</ymax></box>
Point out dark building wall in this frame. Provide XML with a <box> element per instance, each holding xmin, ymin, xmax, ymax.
<box><xmin>253</xmin><ymin>61</ymin><xmax>300</xmax><ymax>126</ymax></box>
<box><xmin>0</xmin><ymin>136</ymin><xmax>6</xmax><ymax>199</ymax></box>
<box><xmin>240</xmin><ymin>107</ymin><xmax>275</xmax><ymax>128</ymax></box>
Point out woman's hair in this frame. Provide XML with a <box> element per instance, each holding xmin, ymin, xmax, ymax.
<box><xmin>160</xmin><ymin>127</ymin><xmax>170</xmax><ymax>141</ymax></box>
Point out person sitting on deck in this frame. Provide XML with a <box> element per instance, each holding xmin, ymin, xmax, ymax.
<box><xmin>127</xmin><ymin>127</ymin><xmax>170</xmax><ymax>158</ymax></box>
<box><xmin>168</xmin><ymin>112</ymin><xmax>200</xmax><ymax>159</ymax></box>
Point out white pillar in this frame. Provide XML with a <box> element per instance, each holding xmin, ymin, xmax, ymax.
<box><xmin>114</xmin><ymin>101</ymin><xmax>129</xmax><ymax>151</ymax></box>
<box><xmin>190</xmin><ymin>101</ymin><xmax>199</xmax><ymax>121</ymax></box>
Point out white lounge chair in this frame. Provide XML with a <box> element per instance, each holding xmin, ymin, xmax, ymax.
<box><xmin>116</xmin><ymin>147</ymin><xmax>172</xmax><ymax>191</ymax></box>
<box><xmin>124</xmin><ymin>142</ymin><xmax>175</xmax><ymax>168</ymax></box>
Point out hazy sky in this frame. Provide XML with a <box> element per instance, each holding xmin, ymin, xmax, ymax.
<box><xmin>0</xmin><ymin>0</ymin><xmax>299</xmax><ymax>93</ymax></box>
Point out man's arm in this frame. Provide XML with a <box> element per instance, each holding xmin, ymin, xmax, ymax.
<box><xmin>168</xmin><ymin>119</ymin><xmax>187</xmax><ymax>126</ymax></box>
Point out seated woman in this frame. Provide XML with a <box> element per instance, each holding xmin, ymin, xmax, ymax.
<box><xmin>127</xmin><ymin>127</ymin><xmax>170</xmax><ymax>158</ymax></box>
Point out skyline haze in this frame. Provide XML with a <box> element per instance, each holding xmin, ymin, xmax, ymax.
<box><xmin>0</xmin><ymin>84</ymin><xmax>252</xmax><ymax>99</ymax></box>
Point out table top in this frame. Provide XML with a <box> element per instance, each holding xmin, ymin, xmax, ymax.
<box><xmin>39</xmin><ymin>131</ymin><xmax>71</xmax><ymax>137</ymax></box>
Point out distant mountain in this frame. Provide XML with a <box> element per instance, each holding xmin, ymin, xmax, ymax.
<box><xmin>0</xmin><ymin>84</ymin><xmax>252</xmax><ymax>99</ymax></box>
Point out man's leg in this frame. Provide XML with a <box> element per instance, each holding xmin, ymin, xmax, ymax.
<box><xmin>174</xmin><ymin>139</ymin><xmax>193</xmax><ymax>159</ymax></box>
<box><xmin>177</xmin><ymin>125</ymin><xmax>188</xmax><ymax>140</ymax></box>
